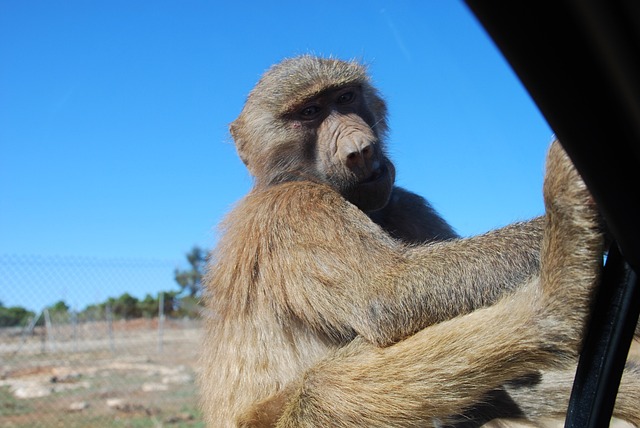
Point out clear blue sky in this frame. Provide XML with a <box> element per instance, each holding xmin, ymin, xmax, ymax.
<box><xmin>0</xmin><ymin>1</ymin><xmax>552</xmax><ymax>312</ymax></box>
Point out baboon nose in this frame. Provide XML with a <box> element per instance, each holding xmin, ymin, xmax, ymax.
<box><xmin>344</xmin><ymin>143</ymin><xmax>374</xmax><ymax>176</ymax></box>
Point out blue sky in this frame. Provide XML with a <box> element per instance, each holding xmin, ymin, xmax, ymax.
<box><xmin>0</xmin><ymin>1</ymin><xmax>552</xmax><ymax>312</ymax></box>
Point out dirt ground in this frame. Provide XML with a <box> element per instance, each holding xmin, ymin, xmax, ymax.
<box><xmin>0</xmin><ymin>319</ymin><xmax>203</xmax><ymax>428</ymax></box>
<box><xmin>1</xmin><ymin>320</ymin><xmax>638</xmax><ymax>427</ymax></box>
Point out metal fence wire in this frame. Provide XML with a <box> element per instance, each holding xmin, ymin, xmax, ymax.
<box><xmin>0</xmin><ymin>254</ymin><xmax>204</xmax><ymax>428</ymax></box>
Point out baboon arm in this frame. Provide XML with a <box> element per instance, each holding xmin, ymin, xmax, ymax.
<box><xmin>270</xmin><ymin>142</ymin><xmax>605</xmax><ymax>428</ymax></box>
<box><xmin>274</xmin><ymin>290</ymin><xmax>566</xmax><ymax>428</ymax></box>
<box><xmin>245</xmin><ymin>182</ymin><xmax>543</xmax><ymax>347</ymax></box>
<box><xmin>369</xmin><ymin>219</ymin><xmax>543</xmax><ymax>345</ymax></box>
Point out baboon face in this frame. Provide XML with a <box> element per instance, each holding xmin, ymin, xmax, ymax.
<box><xmin>230</xmin><ymin>56</ymin><xmax>396</xmax><ymax>212</ymax></box>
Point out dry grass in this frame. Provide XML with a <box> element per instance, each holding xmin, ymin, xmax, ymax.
<box><xmin>0</xmin><ymin>319</ymin><xmax>203</xmax><ymax>428</ymax></box>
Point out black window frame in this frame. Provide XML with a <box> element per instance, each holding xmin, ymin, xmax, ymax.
<box><xmin>464</xmin><ymin>2</ymin><xmax>640</xmax><ymax>426</ymax></box>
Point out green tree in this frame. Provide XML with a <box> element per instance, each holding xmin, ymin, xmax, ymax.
<box><xmin>0</xmin><ymin>302</ymin><xmax>35</xmax><ymax>327</ymax></box>
<box><xmin>111</xmin><ymin>293</ymin><xmax>140</xmax><ymax>319</ymax></box>
<box><xmin>174</xmin><ymin>246</ymin><xmax>207</xmax><ymax>297</ymax></box>
<box><xmin>79</xmin><ymin>303</ymin><xmax>105</xmax><ymax>321</ymax></box>
<box><xmin>139</xmin><ymin>293</ymin><xmax>158</xmax><ymax>318</ymax></box>
<box><xmin>48</xmin><ymin>300</ymin><xmax>70</xmax><ymax>313</ymax></box>
<box><xmin>159</xmin><ymin>290</ymin><xmax>180</xmax><ymax>317</ymax></box>
<box><xmin>47</xmin><ymin>300</ymin><xmax>71</xmax><ymax>323</ymax></box>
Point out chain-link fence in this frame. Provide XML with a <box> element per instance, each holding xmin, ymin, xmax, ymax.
<box><xmin>0</xmin><ymin>254</ymin><xmax>204</xmax><ymax>428</ymax></box>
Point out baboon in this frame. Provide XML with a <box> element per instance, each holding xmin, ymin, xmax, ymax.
<box><xmin>199</xmin><ymin>56</ymin><xmax>640</xmax><ymax>427</ymax></box>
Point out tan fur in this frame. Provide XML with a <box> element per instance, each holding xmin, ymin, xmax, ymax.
<box><xmin>199</xmin><ymin>56</ymin><xmax>640</xmax><ymax>427</ymax></box>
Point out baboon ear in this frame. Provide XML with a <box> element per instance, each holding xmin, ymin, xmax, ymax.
<box><xmin>230</xmin><ymin>119</ymin><xmax>250</xmax><ymax>168</ymax></box>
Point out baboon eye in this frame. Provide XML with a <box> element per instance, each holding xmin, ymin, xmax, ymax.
<box><xmin>337</xmin><ymin>91</ymin><xmax>355</xmax><ymax>104</ymax></box>
<box><xmin>299</xmin><ymin>105</ymin><xmax>321</xmax><ymax>119</ymax></box>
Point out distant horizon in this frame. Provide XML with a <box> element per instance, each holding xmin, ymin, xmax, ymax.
<box><xmin>0</xmin><ymin>253</ymin><xmax>185</xmax><ymax>313</ymax></box>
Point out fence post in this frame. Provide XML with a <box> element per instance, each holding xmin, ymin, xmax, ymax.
<box><xmin>15</xmin><ymin>311</ymin><xmax>42</xmax><ymax>356</ymax></box>
<box><xmin>43</xmin><ymin>308</ymin><xmax>55</xmax><ymax>353</ymax></box>
<box><xmin>106</xmin><ymin>304</ymin><xmax>115</xmax><ymax>353</ymax></box>
<box><xmin>158</xmin><ymin>292</ymin><xmax>165</xmax><ymax>353</ymax></box>
<box><xmin>71</xmin><ymin>310</ymin><xmax>78</xmax><ymax>353</ymax></box>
